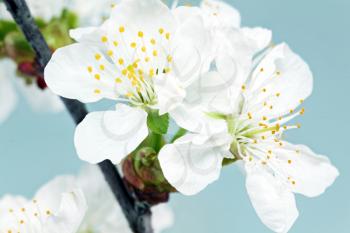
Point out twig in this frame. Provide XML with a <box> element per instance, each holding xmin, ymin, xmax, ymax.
<box><xmin>2</xmin><ymin>0</ymin><xmax>152</xmax><ymax>232</ymax></box>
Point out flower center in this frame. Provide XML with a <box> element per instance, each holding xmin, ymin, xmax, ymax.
<box><xmin>224</xmin><ymin>104</ymin><xmax>304</xmax><ymax>163</ymax></box>
<box><xmin>86</xmin><ymin>25</ymin><xmax>174</xmax><ymax>107</ymax></box>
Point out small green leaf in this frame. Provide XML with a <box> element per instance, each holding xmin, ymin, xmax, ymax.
<box><xmin>147</xmin><ymin>110</ymin><xmax>169</xmax><ymax>135</ymax></box>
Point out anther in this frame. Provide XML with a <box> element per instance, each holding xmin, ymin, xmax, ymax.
<box><xmin>247</xmin><ymin>112</ymin><xmax>252</xmax><ymax>119</ymax></box>
<box><xmin>152</xmin><ymin>50</ymin><xmax>158</xmax><ymax>56</ymax></box>
<box><xmin>107</xmin><ymin>50</ymin><xmax>114</xmax><ymax>56</ymax></box>
<box><xmin>95</xmin><ymin>54</ymin><xmax>101</xmax><ymax>60</ymax></box>
<box><xmin>101</xmin><ymin>36</ymin><xmax>108</xmax><ymax>43</ymax></box>
<box><xmin>119</xmin><ymin>26</ymin><xmax>125</xmax><ymax>33</ymax></box>
<box><xmin>87</xmin><ymin>66</ymin><xmax>93</xmax><ymax>73</ymax></box>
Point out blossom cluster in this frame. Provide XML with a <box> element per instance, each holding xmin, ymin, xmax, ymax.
<box><xmin>0</xmin><ymin>0</ymin><xmax>339</xmax><ymax>233</ymax></box>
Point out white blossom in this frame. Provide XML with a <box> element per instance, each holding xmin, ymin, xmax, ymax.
<box><xmin>158</xmin><ymin>20</ymin><xmax>338</xmax><ymax>233</ymax></box>
<box><xmin>45</xmin><ymin>0</ymin><xmax>212</xmax><ymax>164</ymax></box>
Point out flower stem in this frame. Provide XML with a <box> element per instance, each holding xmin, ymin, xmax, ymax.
<box><xmin>2</xmin><ymin>0</ymin><xmax>153</xmax><ymax>232</ymax></box>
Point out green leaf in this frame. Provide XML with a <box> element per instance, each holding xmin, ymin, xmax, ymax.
<box><xmin>147</xmin><ymin>110</ymin><xmax>169</xmax><ymax>135</ymax></box>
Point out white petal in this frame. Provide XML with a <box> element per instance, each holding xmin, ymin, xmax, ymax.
<box><xmin>77</xmin><ymin>165</ymin><xmax>132</xmax><ymax>233</ymax></box>
<box><xmin>34</xmin><ymin>176</ymin><xmax>87</xmax><ymax>233</ymax></box>
<box><xmin>151</xmin><ymin>204</ymin><xmax>174</xmax><ymax>233</ymax></box>
<box><xmin>0</xmin><ymin>59</ymin><xmax>17</xmax><ymax>123</ymax></box>
<box><xmin>206</xmin><ymin>28</ymin><xmax>271</xmax><ymax>105</ymax></box>
<box><xmin>69</xmin><ymin>27</ymin><xmax>101</xmax><ymax>43</ymax></box>
<box><xmin>109</xmin><ymin>0</ymin><xmax>176</xmax><ymax>34</ymax></box>
<box><xmin>247</xmin><ymin>43</ymin><xmax>313</xmax><ymax>119</ymax></box>
<box><xmin>0</xmin><ymin>195</ymin><xmax>28</xmax><ymax>219</ymax></box>
<box><xmin>34</xmin><ymin>175</ymin><xmax>78</xmax><ymax>213</ymax></box>
<box><xmin>0</xmin><ymin>195</ymin><xmax>35</xmax><ymax>231</ymax></box>
<box><xmin>240</xmin><ymin>27</ymin><xmax>272</xmax><ymax>53</ymax></box>
<box><xmin>246</xmin><ymin>166</ymin><xmax>299</xmax><ymax>233</ymax></box>
<box><xmin>43</xmin><ymin>189</ymin><xmax>87</xmax><ymax>233</ymax></box>
<box><xmin>153</xmin><ymin>74</ymin><xmax>186</xmax><ymax>115</ymax></box>
<box><xmin>223</xmin><ymin>27</ymin><xmax>272</xmax><ymax>72</ymax></box>
<box><xmin>169</xmin><ymin>103</ymin><xmax>228</xmax><ymax>135</ymax></box>
<box><xmin>200</xmin><ymin>0</ymin><xmax>241</xmax><ymax>28</ymax></box>
<box><xmin>78</xmin><ymin>166</ymin><xmax>126</xmax><ymax>232</ymax></box>
<box><xmin>74</xmin><ymin>104</ymin><xmax>148</xmax><ymax>164</ymax></box>
<box><xmin>273</xmin><ymin>142</ymin><xmax>339</xmax><ymax>197</ymax></box>
<box><xmin>45</xmin><ymin>43</ymin><xmax>119</xmax><ymax>103</ymax></box>
<box><xmin>172</xmin><ymin>6</ymin><xmax>202</xmax><ymax>24</ymax></box>
<box><xmin>158</xmin><ymin>133</ymin><xmax>231</xmax><ymax>195</ymax></box>
<box><xmin>69</xmin><ymin>0</ymin><xmax>117</xmax><ymax>26</ymax></box>
<box><xmin>184</xmin><ymin>69</ymin><xmax>236</xmax><ymax>114</ymax></box>
<box><xmin>171</xmin><ymin>15</ymin><xmax>212</xmax><ymax>86</ymax></box>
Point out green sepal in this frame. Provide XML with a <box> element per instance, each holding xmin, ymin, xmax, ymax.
<box><xmin>147</xmin><ymin>110</ymin><xmax>169</xmax><ymax>135</ymax></box>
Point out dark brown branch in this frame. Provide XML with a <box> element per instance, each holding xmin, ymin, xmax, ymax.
<box><xmin>2</xmin><ymin>0</ymin><xmax>152</xmax><ymax>232</ymax></box>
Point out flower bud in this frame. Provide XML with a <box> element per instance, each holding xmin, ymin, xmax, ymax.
<box><xmin>122</xmin><ymin>147</ymin><xmax>175</xmax><ymax>205</ymax></box>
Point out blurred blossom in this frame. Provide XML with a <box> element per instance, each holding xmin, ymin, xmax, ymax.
<box><xmin>0</xmin><ymin>180</ymin><xmax>86</xmax><ymax>233</ymax></box>
<box><xmin>0</xmin><ymin>165</ymin><xmax>174</xmax><ymax>233</ymax></box>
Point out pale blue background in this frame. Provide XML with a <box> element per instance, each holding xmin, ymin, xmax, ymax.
<box><xmin>0</xmin><ymin>0</ymin><xmax>349</xmax><ymax>232</ymax></box>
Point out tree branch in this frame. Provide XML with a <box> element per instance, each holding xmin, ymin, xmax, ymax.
<box><xmin>2</xmin><ymin>0</ymin><xmax>152</xmax><ymax>232</ymax></box>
